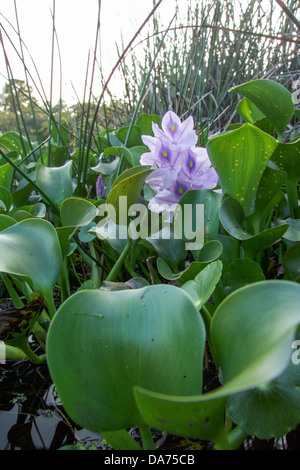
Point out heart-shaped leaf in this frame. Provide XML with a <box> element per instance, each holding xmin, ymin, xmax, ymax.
<box><xmin>230</xmin><ymin>79</ymin><xmax>295</xmax><ymax>140</ymax></box>
<box><xmin>223</xmin><ymin>258</ymin><xmax>265</xmax><ymax>295</ymax></box>
<box><xmin>0</xmin><ymin>218</ymin><xmax>62</xmax><ymax>298</ymax></box>
<box><xmin>60</xmin><ymin>197</ymin><xmax>98</xmax><ymax>227</ymax></box>
<box><xmin>134</xmin><ymin>281</ymin><xmax>300</xmax><ymax>444</ymax></box>
<box><xmin>227</xmin><ymin>360</ymin><xmax>300</xmax><ymax>439</ymax></box>
<box><xmin>36</xmin><ymin>160</ymin><xmax>73</xmax><ymax>207</ymax></box>
<box><xmin>46</xmin><ymin>285</ymin><xmax>205</xmax><ymax>432</ymax></box>
<box><xmin>207</xmin><ymin>123</ymin><xmax>278</xmax><ymax>216</ymax></box>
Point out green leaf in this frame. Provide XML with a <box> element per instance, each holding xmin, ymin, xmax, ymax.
<box><xmin>60</xmin><ymin>197</ymin><xmax>98</xmax><ymax>227</ymax></box>
<box><xmin>220</xmin><ymin>196</ymin><xmax>288</xmax><ymax>258</ymax></box>
<box><xmin>230</xmin><ymin>79</ymin><xmax>295</xmax><ymax>140</ymax></box>
<box><xmin>0</xmin><ymin>131</ymin><xmax>31</xmax><ymax>157</ymax></box>
<box><xmin>134</xmin><ymin>281</ymin><xmax>300</xmax><ymax>445</ymax></box>
<box><xmin>0</xmin><ymin>214</ymin><xmax>16</xmax><ymax>231</ymax></box>
<box><xmin>156</xmin><ymin>240</ymin><xmax>223</xmax><ymax>283</ymax></box>
<box><xmin>106</xmin><ymin>166</ymin><xmax>153</xmax><ymax>226</ymax></box>
<box><xmin>91</xmin><ymin>154</ymin><xmax>120</xmax><ymax>175</ymax></box>
<box><xmin>211</xmin><ymin>281</ymin><xmax>300</xmax><ymax>389</ymax></box>
<box><xmin>0</xmin><ymin>186</ymin><xmax>12</xmax><ymax>212</ymax></box>
<box><xmin>247</xmin><ymin>166</ymin><xmax>286</xmax><ymax>233</ymax></box>
<box><xmin>146</xmin><ymin>225</ymin><xmax>186</xmax><ymax>269</ymax></box>
<box><xmin>115</xmin><ymin>125</ymin><xmax>143</xmax><ymax>147</ymax></box>
<box><xmin>36</xmin><ymin>160</ymin><xmax>73</xmax><ymax>207</ymax></box>
<box><xmin>207</xmin><ymin>123</ymin><xmax>278</xmax><ymax>216</ymax></box>
<box><xmin>0</xmin><ymin>218</ymin><xmax>62</xmax><ymax>297</ymax></box>
<box><xmin>271</xmin><ymin>138</ymin><xmax>300</xmax><ymax>182</ymax></box>
<box><xmin>236</xmin><ymin>97</ymin><xmax>265</xmax><ymax>123</ymax></box>
<box><xmin>223</xmin><ymin>258</ymin><xmax>265</xmax><ymax>295</ymax></box>
<box><xmin>48</xmin><ymin>143</ymin><xmax>70</xmax><ymax>167</ymax></box>
<box><xmin>174</xmin><ymin>189</ymin><xmax>222</xmax><ymax>245</ymax></box>
<box><xmin>181</xmin><ymin>260</ymin><xmax>223</xmax><ymax>310</ymax></box>
<box><xmin>46</xmin><ymin>285</ymin><xmax>205</xmax><ymax>432</ymax></box>
<box><xmin>135</xmin><ymin>113</ymin><xmax>160</xmax><ymax>136</ymax></box>
<box><xmin>0</xmin><ymin>162</ymin><xmax>15</xmax><ymax>190</ymax></box>
<box><xmin>227</xmin><ymin>360</ymin><xmax>300</xmax><ymax>439</ymax></box>
<box><xmin>282</xmin><ymin>241</ymin><xmax>300</xmax><ymax>281</ymax></box>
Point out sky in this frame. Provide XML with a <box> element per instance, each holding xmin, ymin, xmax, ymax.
<box><xmin>0</xmin><ymin>0</ymin><xmax>176</xmax><ymax>105</ymax></box>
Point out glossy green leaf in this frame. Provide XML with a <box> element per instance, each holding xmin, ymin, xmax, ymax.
<box><xmin>12</xmin><ymin>173</ymin><xmax>35</xmax><ymax>207</ymax></box>
<box><xmin>181</xmin><ymin>260</ymin><xmax>223</xmax><ymax>310</ymax></box>
<box><xmin>134</xmin><ymin>281</ymin><xmax>300</xmax><ymax>444</ymax></box>
<box><xmin>0</xmin><ymin>131</ymin><xmax>31</xmax><ymax>157</ymax></box>
<box><xmin>91</xmin><ymin>155</ymin><xmax>120</xmax><ymax>175</ymax></box>
<box><xmin>60</xmin><ymin>197</ymin><xmax>98</xmax><ymax>227</ymax></box>
<box><xmin>247</xmin><ymin>166</ymin><xmax>286</xmax><ymax>233</ymax></box>
<box><xmin>230</xmin><ymin>79</ymin><xmax>295</xmax><ymax>139</ymax></box>
<box><xmin>0</xmin><ymin>162</ymin><xmax>15</xmax><ymax>190</ymax></box>
<box><xmin>156</xmin><ymin>240</ymin><xmax>222</xmax><ymax>282</ymax></box>
<box><xmin>236</xmin><ymin>97</ymin><xmax>265</xmax><ymax>123</ymax></box>
<box><xmin>211</xmin><ymin>281</ymin><xmax>300</xmax><ymax>389</ymax></box>
<box><xmin>220</xmin><ymin>196</ymin><xmax>288</xmax><ymax>258</ymax></box>
<box><xmin>207</xmin><ymin>123</ymin><xmax>278</xmax><ymax>216</ymax></box>
<box><xmin>47</xmin><ymin>143</ymin><xmax>70</xmax><ymax>167</ymax></box>
<box><xmin>282</xmin><ymin>241</ymin><xmax>300</xmax><ymax>281</ymax></box>
<box><xmin>0</xmin><ymin>214</ymin><xmax>16</xmax><ymax>231</ymax></box>
<box><xmin>115</xmin><ymin>125</ymin><xmax>143</xmax><ymax>147</ymax></box>
<box><xmin>46</xmin><ymin>285</ymin><xmax>205</xmax><ymax>432</ymax></box>
<box><xmin>135</xmin><ymin>113</ymin><xmax>160</xmax><ymax>135</ymax></box>
<box><xmin>106</xmin><ymin>166</ymin><xmax>153</xmax><ymax>226</ymax></box>
<box><xmin>174</xmin><ymin>189</ymin><xmax>222</xmax><ymax>244</ymax></box>
<box><xmin>223</xmin><ymin>258</ymin><xmax>265</xmax><ymax>295</ymax></box>
<box><xmin>281</xmin><ymin>218</ymin><xmax>300</xmax><ymax>242</ymax></box>
<box><xmin>0</xmin><ymin>218</ymin><xmax>62</xmax><ymax>297</ymax></box>
<box><xmin>146</xmin><ymin>226</ymin><xmax>186</xmax><ymax>269</ymax></box>
<box><xmin>227</xmin><ymin>360</ymin><xmax>300</xmax><ymax>439</ymax></box>
<box><xmin>36</xmin><ymin>160</ymin><xmax>73</xmax><ymax>207</ymax></box>
<box><xmin>0</xmin><ymin>186</ymin><xmax>12</xmax><ymax>212</ymax></box>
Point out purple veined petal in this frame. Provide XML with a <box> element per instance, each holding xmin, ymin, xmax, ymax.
<box><xmin>96</xmin><ymin>174</ymin><xmax>105</xmax><ymax>199</ymax></box>
<box><xmin>148</xmin><ymin>189</ymin><xmax>179</xmax><ymax>214</ymax></box>
<box><xmin>190</xmin><ymin>166</ymin><xmax>219</xmax><ymax>190</ymax></box>
<box><xmin>161</xmin><ymin>111</ymin><xmax>182</xmax><ymax>140</ymax></box>
<box><xmin>141</xmin><ymin>134</ymin><xmax>158</xmax><ymax>152</ymax></box>
<box><xmin>152</xmin><ymin>122</ymin><xmax>168</xmax><ymax>141</ymax></box>
<box><xmin>146</xmin><ymin>165</ymin><xmax>180</xmax><ymax>192</ymax></box>
<box><xmin>140</xmin><ymin>151</ymin><xmax>158</xmax><ymax>166</ymax></box>
<box><xmin>154</xmin><ymin>139</ymin><xmax>181</xmax><ymax>167</ymax></box>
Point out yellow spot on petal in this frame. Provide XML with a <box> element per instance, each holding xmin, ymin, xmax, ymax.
<box><xmin>189</xmin><ymin>160</ymin><xmax>193</xmax><ymax>168</ymax></box>
<box><xmin>163</xmin><ymin>151</ymin><xmax>168</xmax><ymax>157</ymax></box>
<box><xmin>179</xmin><ymin>187</ymin><xmax>184</xmax><ymax>194</ymax></box>
<box><xmin>171</xmin><ymin>124</ymin><xmax>175</xmax><ymax>132</ymax></box>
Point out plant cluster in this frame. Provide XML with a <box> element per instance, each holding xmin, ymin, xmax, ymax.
<box><xmin>0</xmin><ymin>76</ymin><xmax>300</xmax><ymax>450</ymax></box>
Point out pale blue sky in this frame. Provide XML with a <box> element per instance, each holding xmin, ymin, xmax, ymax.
<box><xmin>0</xmin><ymin>0</ymin><xmax>175</xmax><ymax>105</ymax></box>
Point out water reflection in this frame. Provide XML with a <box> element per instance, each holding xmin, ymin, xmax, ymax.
<box><xmin>0</xmin><ymin>361</ymin><xmax>104</xmax><ymax>450</ymax></box>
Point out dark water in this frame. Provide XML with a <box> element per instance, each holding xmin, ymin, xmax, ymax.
<box><xmin>0</xmin><ymin>361</ymin><xmax>106</xmax><ymax>450</ymax></box>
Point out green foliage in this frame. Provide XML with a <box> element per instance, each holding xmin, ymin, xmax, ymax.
<box><xmin>0</xmin><ymin>0</ymin><xmax>300</xmax><ymax>450</ymax></box>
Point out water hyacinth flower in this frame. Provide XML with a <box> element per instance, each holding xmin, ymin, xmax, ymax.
<box><xmin>96</xmin><ymin>174</ymin><xmax>105</xmax><ymax>199</ymax></box>
<box><xmin>140</xmin><ymin>110</ymin><xmax>219</xmax><ymax>216</ymax></box>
